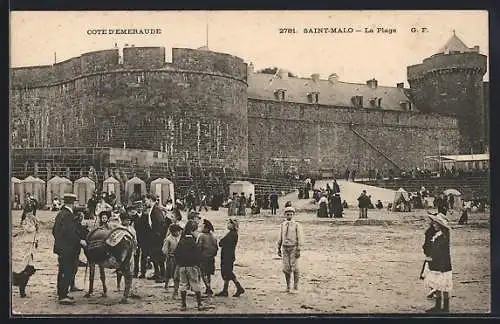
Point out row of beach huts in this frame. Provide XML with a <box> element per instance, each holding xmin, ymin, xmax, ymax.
<box><xmin>10</xmin><ymin>175</ymin><xmax>175</xmax><ymax>209</ymax></box>
<box><xmin>11</xmin><ymin>175</ymin><xmax>257</xmax><ymax>210</ymax></box>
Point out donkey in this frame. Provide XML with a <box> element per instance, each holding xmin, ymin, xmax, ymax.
<box><xmin>83</xmin><ymin>226</ymin><xmax>137</xmax><ymax>304</ymax></box>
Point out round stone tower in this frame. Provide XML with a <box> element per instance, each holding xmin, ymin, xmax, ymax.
<box><xmin>407</xmin><ymin>32</ymin><xmax>487</xmax><ymax>153</ymax></box>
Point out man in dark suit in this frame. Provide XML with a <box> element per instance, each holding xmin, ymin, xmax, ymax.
<box><xmin>269</xmin><ymin>190</ymin><xmax>279</xmax><ymax>215</ymax></box>
<box><xmin>142</xmin><ymin>193</ymin><xmax>167</xmax><ymax>282</ymax></box>
<box><xmin>332</xmin><ymin>179</ymin><xmax>340</xmax><ymax>194</ymax></box>
<box><xmin>52</xmin><ymin>193</ymin><xmax>87</xmax><ymax>305</ymax></box>
<box><xmin>130</xmin><ymin>201</ymin><xmax>145</xmax><ymax>278</ymax></box>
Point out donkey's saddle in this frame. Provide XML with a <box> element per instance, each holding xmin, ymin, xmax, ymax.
<box><xmin>85</xmin><ymin>227</ymin><xmax>134</xmax><ymax>263</ymax></box>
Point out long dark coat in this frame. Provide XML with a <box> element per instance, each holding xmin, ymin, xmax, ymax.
<box><xmin>427</xmin><ymin>232</ymin><xmax>452</xmax><ymax>272</ymax></box>
<box><xmin>52</xmin><ymin>206</ymin><xmax>81</xmax><ymax>257</ymax></box>
<box><xmin>139</xmin><ymin>205</ymin><xmax>166</xmax><ymax>261</ymax></box>
<box><xmin>332</xmin><ymin>195</ymin><xmax>343</xmax><ymax>218</ymax></box>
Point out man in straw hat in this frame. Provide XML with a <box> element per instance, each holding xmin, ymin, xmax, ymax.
<box><xmin>277</xmin><ymin>206</ymin><xmax>303</xmax><ymax>293</ymax></box>
<box><xmin>423</xmin><ymin>212</ymin><xmax>453</xmax><ymax>313</ymax></box>
<box><xmin>52</xmin><ymin>193</ymin><xmax>87</xmax><ymax>305</ymax></box>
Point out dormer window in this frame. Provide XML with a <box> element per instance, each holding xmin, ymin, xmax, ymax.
<box><xmin>370</xmin><ymin>97</ymin><xmax>383</xmax><ymax>108</ymax></box>
<box><xmin>274</xmin><ymin>89</ymin><xmax>286</xmax><ymax>101</ymax></box>
<box><xmin>351</xmin><ymin>95</ymin><xmax>363</xmax><ymax>108</ymax></box>
<box><xmin>399</xmin><ymin>100</ymin><xmax>412</xmax><ymax>111</ymax></box>
<box><xmin>307</xmin><ymin>92</ymin><xmax>319</xmax><ymax>103</ymax></box>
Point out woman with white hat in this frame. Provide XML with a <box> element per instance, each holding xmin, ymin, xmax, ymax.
<box><xmin>424</xmin><ymin>213</ymin><xmax>453</xmax><ymax>313</ymax></box>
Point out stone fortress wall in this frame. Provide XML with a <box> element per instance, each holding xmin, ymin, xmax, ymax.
<box><xmin>10</xmin><ymin>45</ymin><xmax>471</xmax><ymax>179</ymax></box>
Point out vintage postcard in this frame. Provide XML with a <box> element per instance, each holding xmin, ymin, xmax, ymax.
<box><xmin>10</xmin><ymin>10</ymin><xmax>490</xmax><ymax>315</ymax></box>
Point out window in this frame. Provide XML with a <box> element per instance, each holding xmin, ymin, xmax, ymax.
<box><xmin>307</xmin><ymin>92</ymin><xmax>319</xmax><ymax>103</ymax></box>
<box><xmin>274</xmin><ymin>89</ymin><xmax>286</xmax><ymax>101</ymax></box>
<box><xmin>369</xmin><ymin>97</ymin><xmax>382</xmax><ymax>108</ymax></box>
<box><xmin>351</xmin><ymin>96</ymin><xmax>363</xmax><ymax>108</ymax></box>
<box><xmin>399</xmin><ymin>101</ymin><xmax>411</xmax><ymax>111</ymax></box>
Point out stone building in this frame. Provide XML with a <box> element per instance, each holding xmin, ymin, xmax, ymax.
<box><xmin>407</xmin><ymin>31</ymin><xmax>488</xmax><ymax>154</ymax></box>
<box><xmin>9</xmin><ymin>33</ymin><xmax>487</xmax><ymax>183</ymax></box>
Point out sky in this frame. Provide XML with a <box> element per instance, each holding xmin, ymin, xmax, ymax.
<box><xmin>10</xmin><ymin>10</ymin><xmax>489</xmax><ymax>87</ymax></box>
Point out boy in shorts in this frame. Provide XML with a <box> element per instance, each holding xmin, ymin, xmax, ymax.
<box><xmin>174</xmin><ymin>221</ymin><xmax>203</xmax><ymax>311</ymax></box>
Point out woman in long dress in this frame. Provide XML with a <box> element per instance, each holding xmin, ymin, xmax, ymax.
<box><xmin>317</xmin><ymin>193</ymin><xmax>328</xmax><ymax>218</ymax></box>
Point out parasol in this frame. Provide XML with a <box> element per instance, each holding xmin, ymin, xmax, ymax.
<box><xmin>443</xmin><ymin>188</ymin><xmax>461</xmax><ymax>196</ymax></box>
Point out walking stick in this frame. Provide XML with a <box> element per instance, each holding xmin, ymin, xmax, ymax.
<box><xmin>419</xmin><ymin>260</ymin><xmax>428</xmax><ymax>280</ymax></box>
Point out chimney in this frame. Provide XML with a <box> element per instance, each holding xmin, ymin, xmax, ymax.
<box><xmin>473</xmin><ymin>45</ymin><xmax>480</xmax><ymax>52</ymax></box>
<box><xmin>247</xmin><ymin>63</ymin><xmax>254</xmax><ymax>77</ymax></box>
<box><xmin>278</xmin><ymin>69</ymin><xmax>288</xmax><ymax>80</ymax></box>
<box><xmin>366</xmin><ymin>78</ymin><xmax>378</xmax><ymax>89</ymax></box>
<box><xmin>396</xmin><ymin>82</ymin><xmax>404</xmax><ymax>89</ymax></box>
<box><xmin>328</xmin><ymin>73</ymin><xmax>339</xmax><ymax>84</ymax></box>
<box><xmin>311</xmin><ymin>73</ymin><xmax>320</xmax><ymax>83</ymax></box>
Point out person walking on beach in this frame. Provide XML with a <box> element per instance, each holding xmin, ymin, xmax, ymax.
<box><xmin>162</xmin><ymin>224</ymin><xmax>182</xmax><ymax>297</ymax></box>
<box><xmin>197</xmin><ymin>219</ymin><xmax>218</xmax><ymax>296</ymax></box>
<box><xmin>423</xmin><ymin>213</ymin><xmax>453</xmax><ymax>313</ymax></box>
<box><xmin>269</xmin><ymin>190</ymin><xmax>279</xmax><ymax>215</ymax></box>
<box><xmin>215</xmin><ymin>218</ymin><xmax>245</xmax><ymax>297</ymax></box>
<box><xmin>277</xmin><ymin>206</ymin><xmax>303</xmax><ymax>293</ymax></box>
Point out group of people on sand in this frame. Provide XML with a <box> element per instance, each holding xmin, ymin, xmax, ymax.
<box><xmin>50</xmin><ymin>192</ymin><xmax>245</xmax><ymax>310</ymax></box>
<box><xmin>17</xmin><ymin>180</ymin><xmax>454</xmax><ymax>313</ymax></box>
<box><xmin>314</xmin><ymin>180</ymin><xmax>344</xmax><ymax>218</ymax></box>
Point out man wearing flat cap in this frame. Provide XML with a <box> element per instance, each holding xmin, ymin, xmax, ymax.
<box><xmin>52</xmin><ymin>193</ymin><xmax>88</xmax><ymax>305</ymax></box>
<box><xmin>277</xmin><ymin>206</ymin><xmax>303</xmax><ymax>293</ymax></box>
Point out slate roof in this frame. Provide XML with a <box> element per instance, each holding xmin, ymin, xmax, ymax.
<box><xmin>247</xmin><ymin>72</ymin><xmax>415</xmax><ymax>112</ymax></box>
<box><xmin>437</xmin><ymin>33</ymin><xmax>476</xmax><ymax>54</ymax></box>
